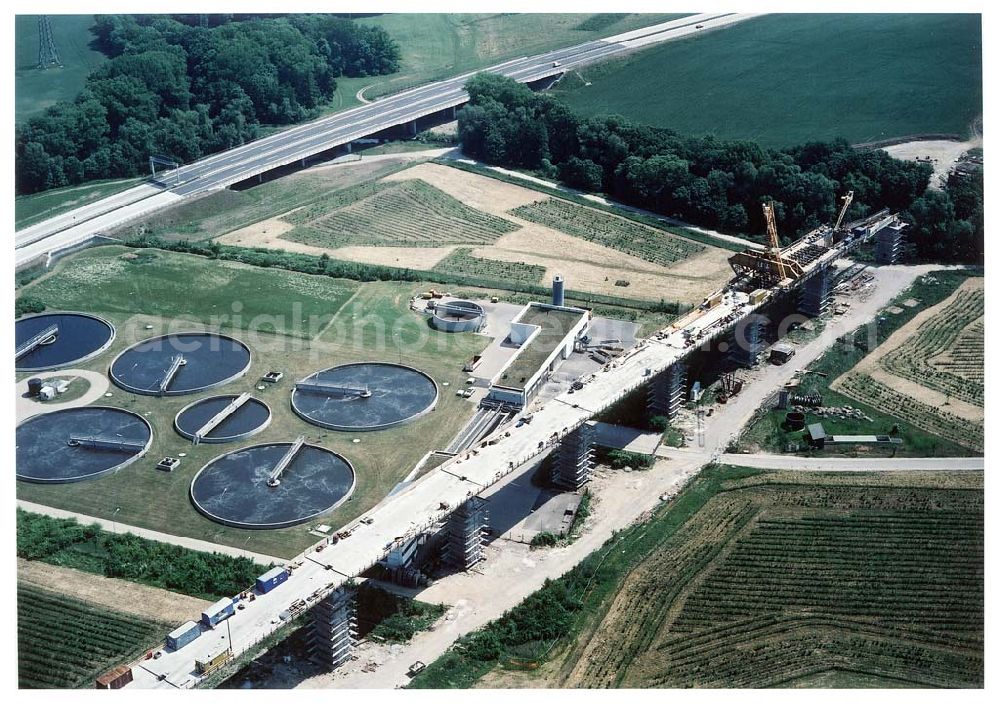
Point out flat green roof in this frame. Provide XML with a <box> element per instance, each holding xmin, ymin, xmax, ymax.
<box><xmin>497</xmin><ymin>306</ymin><xmax>585</xmax><ymax>391</ymax></box>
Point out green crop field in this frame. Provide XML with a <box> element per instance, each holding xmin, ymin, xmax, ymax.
<box><xmin>881</xmin><ymin>285</ymin><xmax>984</xmax><ymax>406</ymax></box>
<box><xmin>332</xmin><ymin>13</ymin><xmax>684</xmax><ymax>106</ymax></box>
<box><xmin>411</xmin><ymin>466</ymin><xmax>983</xmax><ymax>689</ymax></box>
<box><xmin>551</xmin><ymin>14</ymin><xmax>983</xmax><ymax>147</ymax></box>
<box><xmin>16</xmin><ymin>246</ymin><xmax>488</xmax><ymax>558</ymax></box>
<box><xmin>282</xmin><ymin>178</ymin><xmax>519</xmax><ymax>249</ymax></box>
<box><xmin>15</xmin><ymin>14</ymin><xmax>108</xmax><ymax>123</ymax></box>
<box><xmin>510</xmin><ymin>197</ymin><xmax>703</xmax><ymax>266</ymax></box>
<box><xmin>432</xmin><ymin>247</ymin><xmax>545</xmax><ymax>286</ymax></box>
<box><xmin>18</xmin><ymin>583</ymin><xmax>168</xmax><ymax>689</ymax></box>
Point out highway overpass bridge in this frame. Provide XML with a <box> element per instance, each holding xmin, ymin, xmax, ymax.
<box><xmin>15</xmin><ymin>12</ymin><xmax>760</xmax><ymax>269</ymax></box>
<box><xmin>125</xmin><ymin>209</ymin><xmax>902</xmax><ymax>689</ymax></box>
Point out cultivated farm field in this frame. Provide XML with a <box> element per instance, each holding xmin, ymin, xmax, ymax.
<box><xmin>259</xmin><ymin>161</ymin><xmax>732</xmax><ymax>303</ymax></box>
<box><xmin>535</xmin><ymin>468</ymin><xmax>981</xmax><ymax>688</ymax></box>
<box><xmin>510</xmin><ymin>197</ymin><xmax>704</xmax><ymax>267</ymax></box>
<box><xmin>282</xmin><ymin>178</ymin><xmax>519</xmax><ymax>248</ymax></box>
<box><xmin>833</xmin><ymin>276</ymin><xmax>984</xmax><ymax>451</ymax></box>
<box><xmin>552</xmin><ymin>14</ymin><xmax>983</xmax><ymax>147</ymax></box>
<box><xmin>15</xmin><ymin>15</ymin><xmax>108</xmax><ymax>123</ymax></box>
<box><xmin>18</xmin><ymin>583</ymin><xmax>168</xmax><ymax>689</ymax></box>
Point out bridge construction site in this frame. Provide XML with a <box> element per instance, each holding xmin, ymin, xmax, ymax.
<box><xmin>118</xmin><ymin>199</ymin><xmax>906</xmax><ymax>689</ymax></box>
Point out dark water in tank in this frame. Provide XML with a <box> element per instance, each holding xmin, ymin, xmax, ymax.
<box><xmin>292</xmin><ymin>363</ymin><xmax>437</xmax><ymax>430</ymax></box>
<box><xmin>111</xmin><ymin>333</ymin><xmax>251</xmax><ymax>395</ymax></box>
<box><xmin>16</xmin><ymin>407</ymin><xmax>150</xmax><ymax>482</ymax></box>
<box><xmin>15</xmin><ymin>313</ymin><xmax>114</xmax><ymax>371</ymax></box>
<box><xmin>191</xmin><ymin>444</ymin><xmax>354</xmax><ymax>528</ymax></box>
<box><xmin>175</xmin><ymin>395</ymin><xmax>270</xmax><ymax>441</ymax></box>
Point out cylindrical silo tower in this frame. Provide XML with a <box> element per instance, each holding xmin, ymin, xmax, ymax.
<box><xmin>552</xmin><ymin>275</ymin><xmax>565</xmax><ymax>307</ymax></box>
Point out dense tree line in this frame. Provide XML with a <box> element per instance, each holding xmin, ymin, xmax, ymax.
<box><xmin>16</xmin><ymin>509</ymin><xmax>265</xmax><ymax>600</ymax></box>
<box><xmin>16</xmin><ymin>14</ymin><xmax>400</xmax><ymax>194</ymax></box>
<box><xmin>458</xmin><ymin>74</ymin><xmax>982</xmax><ymax>263</ymax></box>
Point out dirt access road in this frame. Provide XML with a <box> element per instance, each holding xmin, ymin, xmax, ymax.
<box><xmin>286</xmin><ymin>262</ymin><xmax>954</xmax><ymax>690</ymax></box>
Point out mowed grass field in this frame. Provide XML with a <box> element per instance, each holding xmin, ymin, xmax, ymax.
<box><xmin>552</xmin><ymin>14</ymin><xmax>983</xmax><ymax>147</ymax></box>
<box><xmin>415</xmin><ymin>465</ymin><xmax>983</xmax><ymax>689</ymax></box>
<box><xmin>16</xmin><ymin>246</ymin><xmax>488</xmax><ymax>558</ymax></box>
<box><xmin>18</xmin><ymin>583</ymin><xmax>168</xmax><ymax>689</ymax></box>
<box><xmin>15</xmin><ymin>14</ymin><xmax>107</xmax><ymax>123</ymax></box>
<box><xmin>329</xmin><ymin>13</ymin><xmax>685</xmax><ymax>108</ymax></box>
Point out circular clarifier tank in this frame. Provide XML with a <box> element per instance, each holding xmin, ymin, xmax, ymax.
<box><xmin>174</xmin><ymin>394</ymin><xmax>271</xmax><ymax>444</ymax></box>
<box><xmin>110</xmin><ymin>332</ymin><xmax>251</xmax><ymax>396</ymax></box>
<box><xmin>429</xmin><ymin>300</ymin><xmax>485</xmax><ymax>333</ymax></box>
<box><xmin>15</xmin><ymin>312</ymin><xmax>116</xmax><ymax>372</ymax></box>
<box><xmin>16</xmin><ymin>406</ymin><xmax>152</xmax><ymax>483</ymax></box>
<box><xmin>190</xmin><ymin>442</ymin><xmax>356</xmax><ymax>529</ymax></box>
<box><xmin>291</xmin><ymin>362</ymin><xmax>438</xmax><ymax>431</ymax></box>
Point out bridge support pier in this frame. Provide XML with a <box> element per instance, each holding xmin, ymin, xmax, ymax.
<box><xmin>647</xmin><ymin>362</ymin><xmax>686</xmax><ymax>420</ymax></box>
<box><xmin>443</xmin><ymin>496</ymin><xmax>489</xmax><ymax>570</ymax></box>
<box><xmin>551</xmin><ymin>422</ymin><xmax>595</xmax><ymax>491</ymax></box>
<box><xmin>875</xmin><ymin>221</ymin><xmax>906</xmax><ymax>265</ymax></box>
<box><xmin>408</xmin><ymin>120</ymin><xmax>418</xmax><ymax>136</ymax></box>
<box><xmin>730</xmin><ymin>315</ymin><xmax>766</xmax><ymax>368</ymax></box>
<box><xmin>309</xmin><ymin>587</ymin><xmax>357</xmax><ymax>671</ymax></box>
<box><xmin>798</xmin><ymin>266</ymin><xmax>832</xmax><ymax>318</ymax></box>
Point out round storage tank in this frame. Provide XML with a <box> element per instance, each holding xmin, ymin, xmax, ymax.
<box><xmin>429</xmin><ymin>300</ymin><xmax>485</xmax><ymax>333</ymax></box>
<box><xmin>785</xmin><ymin>411</ymin><xmax>806</xmax><ymax>431</ymax></box>
<box><xmin>110</xmin><ymin>332</ymin><xmax>251</xmax><ymax>396</ymax></box>
<box><xmin>27</xmin><ymin>378</ymin><xmax>44</xmax><ymax>397</ymax></box>
<box><xmin>16</xmin><ymin>406</ymin><xmax>152</xmax><ymax>483</ymax></box>
<box><xmin>174</xmin><ymin>394</ymin><xmax>271</xmax><ymax>444</ymax></box>
<box><xmin>190</xmin><ymin>442</ymin><xmax>356</xmax><ymax>529</ymax></box>
<box><xmin>292</xmin><ymin>362</ymin><xmax>438</xmax><ymax>431</ymax></box>
<box><xmin>15</xmin><ymin>312</ymin><xmax>116</xmax><ymax>372</ymax></box>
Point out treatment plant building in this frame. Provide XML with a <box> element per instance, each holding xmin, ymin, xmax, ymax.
<box><xmin>485</xmin><ymin>301</ymin><xmax>590</xmax><ymax>409</ymax></box>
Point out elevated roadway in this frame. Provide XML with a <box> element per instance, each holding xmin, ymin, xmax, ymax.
<box><xmin>16</xmin><ymin>12</ymin><xmax>760</xmax><ymax>269</ymax></box>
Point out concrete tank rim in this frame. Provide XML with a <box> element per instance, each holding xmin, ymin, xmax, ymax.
<box><xmin>431</xmin><ymin>299</ymin><xmax>485</xmax><ymax>321</ymax></box>
<box><xmin>173</xmin><ymin>394</ymin><xmax>273</xmax><ymax>444</ymax></box>
<box><xmin>290</xmin><ymin>361</ymin><xmax>439</xmax><ymax>432</ymax></box>
<box><xmin>108</xmin><ymin>331</ymin><xmax>252</xmax><ymax>397</ymax></box>
<box><xmin>189</xmin><ymin>441</ymin><xmax>357</xmax><ymax>529</ymax></box>
<box><xmin>15</xmin><ymin>404</ymin><xmax>153</xmax><ymax>484</ymax></box>
<box><xmin>15</xmin><ymin>310</ymin><xmax>117</xmax><ymax>373</ymax></box>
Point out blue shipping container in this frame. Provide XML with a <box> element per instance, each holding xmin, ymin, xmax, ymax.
<box><xmin>201</xmin><ymin>597</ymin><xmax>236</xmax><ymax>628</ymax></box>
<box><xmin>166</xmin><ymin>621</ymin><xmax>201</xmax><ymax>650</ymax></box>
<box><xmin>256</xmin><ymin>566</ymin><xmax>289</xmax><ymax>594</ymax></box>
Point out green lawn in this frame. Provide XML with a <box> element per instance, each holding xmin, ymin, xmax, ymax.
<box><xmin>15</xmin><ymin>178</ymin><xmax>142</xmax><ymax>230</ymax></box>
<box><xmin>22</xmin><ymin>246</ymin><xmax>359</xmax><ymax>339</ymax></box>
<box><xmin>327</xmin><ymin>13</ymin><xmax>684</xmax><ymax>106</ymax></box>
<box><xmin>15</xmin><ymin>14</ymin><xmax>107</xmax><ymax>123</ymax></box>
<box><xmin>551</xmin><ymin>14</ymin><xmax>983</xmax><ymax>147</ymax></box>
<box><xmin>16</xmin><ymin>246</ymin><xmax>489</xmax><ymax>558</ymax></box>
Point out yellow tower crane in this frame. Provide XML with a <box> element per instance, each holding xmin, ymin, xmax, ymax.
<box><xmin>762</xmin><ymin>201</ymin><xmax>788</xmax><ymax>282</ymax></box>
<box><xmin>833</xmin><ymin>190</ymin><xmax>855</xmax><ymax>230</ymax></box>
